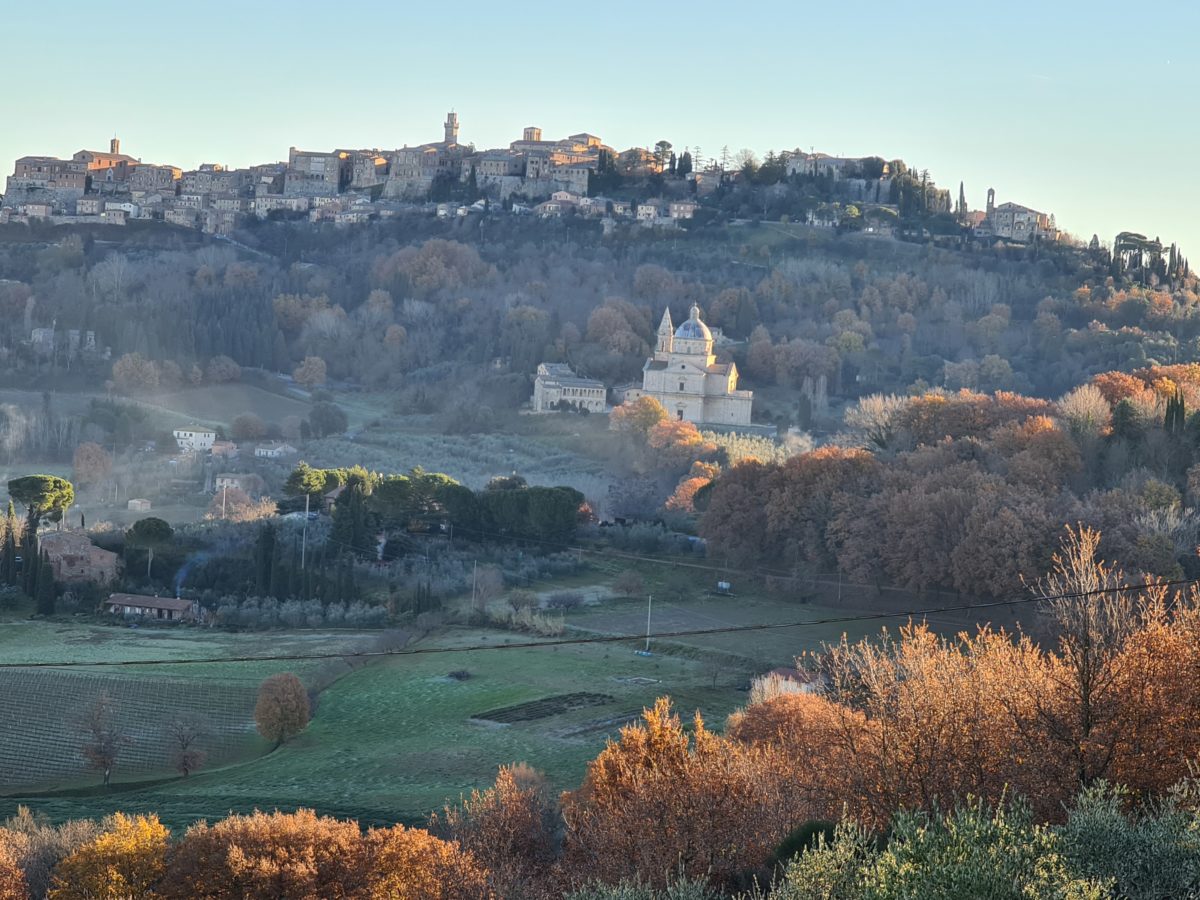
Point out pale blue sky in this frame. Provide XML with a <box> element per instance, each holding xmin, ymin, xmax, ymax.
<box><xmin>3</xmin><ymin>0</ymin><xmax>1197</xmax><ymax>255</ymax></box>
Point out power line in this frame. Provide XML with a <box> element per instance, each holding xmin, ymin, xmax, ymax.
<box><xmin>2</xmin><ymin>576</ymin><xmax>1192</xmax><ymax>671</ymax></box>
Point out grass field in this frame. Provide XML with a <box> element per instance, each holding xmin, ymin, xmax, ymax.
<box><xmin>563</xmin><ymin>593</ymin><xmax>879</xmax><ymax>667</ymax></box>
<box><xmin>136</xmin><ymin>383</ymin><xmax>314</xmax><ymax>430</ymax></box>
<box><xmin>0</xmin><ymin>561</ymin><xmax>986</xmax><ymax>833</ymax></box>
<box><xmin>1</xmin><ymin>626</ymin><xmax>746</xmax><ymax>831</ymax></box>
<box><xmin>0</xmin><ymin>614</ymin><xmax>381</xmax><ymax>807</ymax></box>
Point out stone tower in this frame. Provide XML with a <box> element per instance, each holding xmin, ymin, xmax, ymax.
<box><xmin>986</xmin><ymin>187</ymin><xmax>995</xmax><ymax>218</ymax></box>
<box><xmin>444</xmin><ymin>111</ymin><xmax>459</xmax><ymax>145</ymax></box>
<box><xmin>523</xmin><ymin>126</ymin><xmax>543</xmax><ymax>142</ymax></box>
<box><xmin>110</xmin><ymin>136</ymin><xmax>120</xmax><ymax>155</ymax></box>
<box><xmin>656</xmin><ymin>307</ymin><xmax>674</xmax><ymax>354</ymax></box>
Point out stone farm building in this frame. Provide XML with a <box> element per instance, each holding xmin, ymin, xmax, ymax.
<box><xmin>40</xmin><ymin>532</ymin><xmax>118</xmax><ymax>584</ymax></box>
<box><xmin>105</xmin><ymin>593</ymin><xmax>200</xmax><ymax>622</ymax></box>
<box><xmin>532</xmin><ymin>363</ymin><xmax>606</xmax><ymax>413</ymax></box>
<box><xmin>624</xmin><ymin>304</ymin><xmax>752</xmax><ymax>426</ymax></box>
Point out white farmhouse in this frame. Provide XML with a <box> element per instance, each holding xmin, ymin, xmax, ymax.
<box><xmin>173</xmin><ymin>425</ymin><xmax>216</xmax><ymax>452</ymax></box>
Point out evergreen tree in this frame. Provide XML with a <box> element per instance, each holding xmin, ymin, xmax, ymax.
<box><xmin>22</xmin><ymin>522</ymin><xmax>39</xmax><ymax>598</ymax></box>
<box><xmin>254</xmin><ymin>524</ymin><xmax>276</xmax><ymax>596</ymax></box>
<box><xmin>1166</xmin><ymin>389</ymin><xmax>1187</xmax><ymax>436</ymax></box>
<box><xmin>36</xmin><ymin>550</ymin><xmax>54</xmax><ymax>615</ymax></box>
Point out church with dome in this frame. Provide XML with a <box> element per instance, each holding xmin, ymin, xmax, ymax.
<box><xmin>625</xmin><ymin>304</ymin><xmax>753</xmax><ymax>426</ymax></box>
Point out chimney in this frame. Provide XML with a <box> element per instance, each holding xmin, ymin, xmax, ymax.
<box><xmin>110</xmin><ymin>137</ymin><xmax>120</xmax><ymax>155</ymax></box>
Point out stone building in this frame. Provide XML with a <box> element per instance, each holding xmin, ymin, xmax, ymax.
<box><xmin>40</xmin><ymin>532</ymin><xmax>119</xmax><ymax>584</ymax></box>
<box><xmin>285</xmin><ymin>148</ymin><xmax>350</xmax><ymax>196</ymax></box>
<box><xmin>349</xmin><ymin>151</ymin><xmax>389</xmax><ymax>189</ymax></box>
<box><xmin>383</xmin><ymin>111</ymin><xmax>470</xmax><ymax>199</ymax></box>
<box><xmin>73</xmin><ymin>138</ymin><xmax>139</xmax><ymax>184</ymax></box>
<box><xmin>532</xmin><ymin>363</ymin><xmax>606</xmax><ymax>413</ymax></box>
<box><xmin>128</xmin><ymin>164</ymin><xmax>181</xmax><ymax>192</ymax></box>
<box><xmin>980</xmin><ymin>188</ymin><xmax>1057</xmax><ymax>243</ymax></box>
<box><xmin>626</xmin><ymin>305</ymin><xmax>752</xmax><ymax>426</ymax></box>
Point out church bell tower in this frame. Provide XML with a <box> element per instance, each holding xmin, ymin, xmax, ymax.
<box><xmin>656</xmin><ymin>307</ymin><xmax>674</xmax><ymax>354</ymax></box>
<box><xmin>444</xmin><ymin>111</ymin><xmax>459</xmax><ymax>145</ymax></box>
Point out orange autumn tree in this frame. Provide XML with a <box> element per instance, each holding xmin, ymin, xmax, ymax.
<box><xmin>158</xmin><ymin>809</ymin><xmax>365</xmax><ymax>899</ymax></box>
<box><xmin>560</xmin><ymin>698</ymin><xmax>799</xmax><ymax>890</ymax></box>
<box><xmin>254</xmin><ymin>673</ymin><xmax>310</xmax><ymax>747</ymax></box>
<box><xmin>608</xmin><ymin>396</ymin><xmax>668</xmax><ymax>439</ymax></box>
<box><xmin>363</xmin><ymin>825</ymin><xmax>491</xmax><ymax>900</ymax></box>
<box><xmin>0</xmin><ymin>833</ymin><xmax>25</xmax><ymax>900</ymax></box>
<box><xmin>47</xmin><ymin>813</ymin><xmax>168</xmax><ymax>900</ymax></box>
<box><xmin>432</xmin><ymin>763</ymin><xmax>559</xmax><ymax>899</ymax></box>
<box><xmin>645</xmin><ymin>419</ymin><xmax>717</xmax><ymax>470</ymax></box>
<box><xmin>725</xmin><ymin>525</ymin><xmax>1200</xmax><ymax>826</ymax></box>
<box><xmin>665</xmin><ymin>461</ymin><xmax>720</xmax><ymax>513</ymax></box>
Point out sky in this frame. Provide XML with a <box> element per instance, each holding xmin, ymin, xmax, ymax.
<box><xmin>2</xmin><ymin>0</ymin><xmax>1198</xmax><ymax>254</ymax></box>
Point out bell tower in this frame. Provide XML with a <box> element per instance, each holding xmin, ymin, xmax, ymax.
<box><xmin>110</xmin><ymin>136</ymin><xmax>120</xmax><ymax>155</ymax></box>
<box><xmin>986</xmin><ymin>187</ymin><xmax>995</xmax><ymax>218</ymax></box>
<box><xmin>656</xmin><ymin>307</ymin><xmax>674</xmax><ymax>354</ymax></box>
<box><xmin>444</xmin><ymin>111</ymin><xmax>459</xmax><ymax>145</ymax></box>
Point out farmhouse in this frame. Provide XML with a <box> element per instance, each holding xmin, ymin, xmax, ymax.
<box><xmin>106</xmin><ymin>593</ymin><xmax>201</xmax><ymax>622</ymax></box>
<box><xmin>215</xmin><ymin>472</ymin><xmax>265</xmax><ymax>495</ymax></box>
<box><xmin>173</xmin><ymin>425</ymin><xmax>216</xmax><ymax>452</ymax></box>
<box><xmin>255</xmin><ymin>442</ymin><xmax>297</xmax><ymax>459</ymax></box>
<box><xmin>40</xmin><ymin>532</ymin><xmax>118</xmax><ymax>584</ymax></box>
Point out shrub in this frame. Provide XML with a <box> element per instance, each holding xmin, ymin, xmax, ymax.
<box><xmin>507</xmin><ymin>589</ymin><xmax>539</xmax><ymax>613</ymax></box>
<box><xmin>546</xmin><ymin>591</ymin><xmax>584</xmax><ymax>610</ymax></box>
<box><xmin>613</xmin><ymin>571</ymin><xmax>645</xmax><ymax>598</ymax></box>
<box><xmin>770</xmin><ymin>800</ymin><xmax>1106</xmax><ymax>900</ymax></box>
<box><xmin>566</xmin><ymin>879</ymin><xmax>718</xmax><ymax>900</ymax></box>
<box><xmin>1058</xmin><ymin>782</ymin><xmax>1200</xmax><ymax>899</ymax></box>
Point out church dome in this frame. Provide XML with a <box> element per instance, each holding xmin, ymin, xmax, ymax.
<box><xmin>674</xmin><ymin>304</ymin><xmax>711</xmax><ymax>341</ymax></box>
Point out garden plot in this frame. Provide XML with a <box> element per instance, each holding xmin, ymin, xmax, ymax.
<box><xmin>471</xmin><ymin>692</ymin><xmax>614</xmax><ymax>724</ymax></box>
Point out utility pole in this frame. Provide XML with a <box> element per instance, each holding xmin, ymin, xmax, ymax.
<box><xmin>645</xmin><ymin>593</ymin><xmax>653</xmax><ymax>652</ymax></box>
<box><xmin>472</xmin><ymin>559</ymin><xmax>478</xmax><ymax>610</ymax></box>
<box><xmin>221</xmin><ymin>485</ymin><xmax>227</xmax><ymax>519</ymax></box>
<box><xmin>301</xmin><ymin>492</ymin><xmax>310</xmax><ymax>570</ymax></box>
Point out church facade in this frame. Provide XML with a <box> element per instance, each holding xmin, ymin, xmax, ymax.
<box><xmin>627</xmin><ymin>305</ymin><xmax>752</xmax><ymax>426</ymax></box>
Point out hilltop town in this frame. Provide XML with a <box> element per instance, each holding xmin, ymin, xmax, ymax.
<box><xmin>1</xmin><ymin>112</ymin><xmax>1063</xmax><ymax>245</ymax></box>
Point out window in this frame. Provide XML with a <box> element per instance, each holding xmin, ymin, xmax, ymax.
<box><xmin>679</xmin><ymin>381</ymin><xmax>685</xmax><ymax>391</ymax></box>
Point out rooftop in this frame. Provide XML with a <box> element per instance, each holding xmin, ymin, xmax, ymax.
<box><xmin>107</xmin><ymin>593</ymin><xmax>192</xmax><ymax>612</ymax></box>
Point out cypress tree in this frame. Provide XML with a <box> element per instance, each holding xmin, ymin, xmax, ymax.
<box><xmin>36</xmin><ymin>551</ymin><xmax>54</xmax><ymax>615</ymax></box>
<box><xmin>23</xmin><ymin>525</ymin><xmax>39</xmax><ymax>599</ymax></box>
<box><xmin>254</xmin><ymin>524</ymin><xmax>276</xmax><ymax>596</ymax></box>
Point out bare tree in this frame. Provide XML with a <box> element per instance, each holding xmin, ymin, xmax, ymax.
<box><xmin>80</xmin><ymin>693</ymin><xmax>127</xmax><ymax>787</ymax></box>
<box><xmin>1027</xmin><ymin>525</ymin><xmax>1152</xmax><ymax>788</ymax></box>
<box><xmin>473</xmin><ymin>566</ymin><xmax>504</xmax><ymax>613</ymax></box>
<box><xmin>166</xmin><ymin>714</ymin><xmax>208</xmax><ymax>777</ymax></box>
<box><xmin>844</xmin><ymin>393</ymin><xmax>908</xmax><ymax>451</ymax></box>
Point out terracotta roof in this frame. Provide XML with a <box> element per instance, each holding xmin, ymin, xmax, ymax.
<box><xmin>107</xmin><ymin>593</ymin><xmax>192</xmax><ymax>612</ymax></box>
